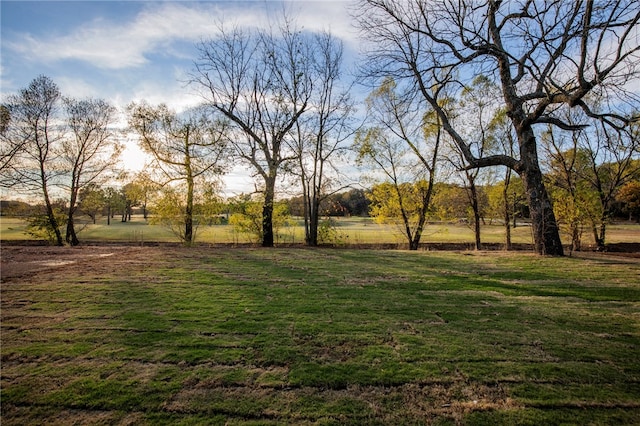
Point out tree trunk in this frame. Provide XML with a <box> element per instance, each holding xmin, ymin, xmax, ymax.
<box><xmin>41</xmin><ymin>175</ymin><xmax>63</xmax><ymax>246</ymax></box>
<box><xmin>571</xmin><ymin>225</ymin><xmax>581</xmax><ymax>252</ymax></box>
<box><xmin>309</xmin><ymin>197</ymin><xmax>319</xmax><ymax>246</ymax></box>
<box><xmin>593</xmin><ymin>222</ymin><xmax>606</xmax><ymax>251</ymax></box>
<box><xmin>66</xmin><ymin>191</ymin><xmax>80</xmax><ymax>246</ymax></box>
<box><xmin>517</xmin><ymin>124</ymin><xmax>564</xmax><ymax>256</ymax></box>
<box><xmin>262</xmin><ymin>176</ymin><xmax>276</xmax><ymax>247</ymax></box>
<box><xmin>469</xmin><ymin>180</ymin><xmax>482</xmax><ymax>250</ymax></box>
<box><xmin>184</xmin><ymin>176</ymin><xmax>194</xmax><ymax>245</ymax></box>
<box><xmin>44</xmin><ymin>198</ymin><xmax>63</xmax><ymax>246</ymax></box>
<box><xmin>521</xmin><ymin>167</ymin><xmax>564</xmax><ymax>256</ymax></box>
<box><xmin>502</xmin><ymin>169</ymin><xmax>512</xmax><ymax>250</ymax></box>
<box><xmin>65</xmin><ymin>214</ymin><xmax>79</xmax><ymax>246</ymax></box>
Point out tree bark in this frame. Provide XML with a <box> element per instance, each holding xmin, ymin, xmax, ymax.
<box><xmin>262</xmin><ymin>175</ymin><xmax>276</xmax><ymax>247</ymax></box>
<box><xmin>309</xmin><ymin>197</ymin><xmax>320</xmax><ymax>246</ymax></box>
<box><xmin>514</xmin><ymin>122</ymin><xmax>564</xmax><ymax>256</ymax></box>
<box><xmin>65</xmin><ymin>189</ymin><xmax>80</xmax><ymax>246</ymax></box>
<box><xmin>184</xmin><ymin>176</ymin><xmax>194</xmax><ymax>245</ymax></box>
<box><xmin>65</xmin><ymin>213</ymin><xmax>79</xmax><ymax>246</ymax></box>
<box><xmin>502</xmin><ymin>168</ymin><xmax>512</xmax><ymax>250</ymax></box>
<box><xmin>469</xmin><ymin>180</ymin><xmax>482</xmax><ymax>251</ymax></box>
<box><xmin>521</xmin><ymin>167</ymin><xmax>564</xmax><ymax>256</ymax></box>
<box><xmin>41</xmin><ymin>166</ymin><xmax>63</xmax><ymax>246</ymax></box>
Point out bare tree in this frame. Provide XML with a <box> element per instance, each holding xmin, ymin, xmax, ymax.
<box><xmin>487</xmin><ymin>108</ymin><xmax>518</xmax><ymax>250</ymax></box>
<box><xmin>128</xmin><ymin>102</ymin><xmax>228</xmax><ymax>245</ymax></box>
<box><xmin>290</xmin><ymin>31</ymin><xmax>355</xmax><ymax>246</ymax></box>
<box><xmin>448</xmin><ymin>75</ymin><xmax>501</xmax><ymax>250</ymax></box>
<box><xmin>192</xmin><ymin>18</ymin><xmax>313</xmax><ymax>247</ymax></box>
<box><xmin>354</xmin><ymin>0</ymin><xmax>640</xmax><ymax>255</ymax></box>
<box><xmin>1</xmin><ymin>75</ymin><xmax>65</xmax><ymax>245</ymax></box>
<box><xmin>62</xmin><ymin>98</ymin><xmax>121</xmax><ymax>245</ymax></box>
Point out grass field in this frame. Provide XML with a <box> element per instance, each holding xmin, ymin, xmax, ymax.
<box><xmin>2</xmin><ymin>215</ymin><xmax>639</xmax><ymax>247</ymax></box>
<box><xmin>1</xmin><ymin>246</ymin><xmax>639</xmax><ymax>424</ymax></box>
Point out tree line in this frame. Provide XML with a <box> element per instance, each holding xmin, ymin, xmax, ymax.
<box><xmin>2</xmin><ymin>2</ymin><xmax>639</xmax><ymax>254</ymax></box>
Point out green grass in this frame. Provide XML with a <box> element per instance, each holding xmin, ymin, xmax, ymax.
<box><xmin>1</xmin><ymin>248</ymin><xmax>639</xmax><ymax>424</ymax></box>
<box><xmin>3</xmin><ymin>215</ymin><xmax>639</xmax><ymax>246</ymax></box>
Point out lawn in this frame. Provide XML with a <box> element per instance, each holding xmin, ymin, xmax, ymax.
<box><xmin>1</xmin><ymin>247</ymin><xmax>639</xmax><ymax>424</ymax></box>
<box><xmin>3</xmin><ymin>215</ymin><xmax>639</xmax><ymax>247</ymax></box>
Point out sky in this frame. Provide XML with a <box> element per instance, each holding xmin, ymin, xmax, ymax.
<box><xmin>1</xmin><ymin>0</ymin><xmax>361</xmax><ymax>195</ymax></box>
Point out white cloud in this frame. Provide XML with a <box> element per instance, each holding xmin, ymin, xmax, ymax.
<box><xmin>7</xmin><ymin>3</ymin><xmax>216</xmax><ymax>69</ymax></box>
<box><xmin>6</xmin><ymin>2</ymin><xmax>358</xmax><ymax>70</ymax></box>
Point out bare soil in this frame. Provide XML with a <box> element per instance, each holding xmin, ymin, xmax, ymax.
<box><xmin>0</xmin><ymin>245</ymin><xmax>154</xmax><ymax>283</ymax></box>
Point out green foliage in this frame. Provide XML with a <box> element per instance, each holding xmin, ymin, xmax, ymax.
<box><xmin>78</xmin><ymin>183</ymin><xmax>106</xmax><ymax>223</ymax></box>
<box><xmin>228</xmin><ymin>194</ymin><xmax>294</xmax><ymax>243</ymax></box>
<box><xmin>150</xmin><ymin>182</ymin><xmax>224</xmax><ymax>244</ymax></box>
<box><xmin>368</xmin><ymin>180</ymin><xmax>430</xmax><ymax>226</ymax></box>
<box><xmin>25</xmin><ymin>205</ymin><xmax>66</xmax><ymax>244</ymax></box>
<box><xmin>430</xmin><ymin>183</ymin><xmax>468</xmax><ymax>221</ymax></box>
<box><xmin>485</xmin><ymin>177</ymin><xmax>527</xmax><ymax>221</ymax></box>
<box><xmin>317</xmin><ymin>217</ymin><xmax>347</xmax><ymax>245</ymax></box>
<box><xmin>617</xmin><ymin>180</ymin><xmax>640</xmax><ymax>220</ymax></box>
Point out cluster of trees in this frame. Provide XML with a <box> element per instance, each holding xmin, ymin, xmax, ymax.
<box><xmin>0</xmin><ymin>76</ymin><xmax>122</xmax><ymax>245</ymax></box>
<box><xmin>2</xmin><ymin>3</ymin><xmax>639</xmax><ymax>255</ymax></box>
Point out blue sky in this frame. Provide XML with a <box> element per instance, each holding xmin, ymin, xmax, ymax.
<box><xmin>1</xmin><ymin>1</ymin><xmax>359</xmax><ymax>193</ymax></box>
<box><xmin>1</xmin><ymin>1</ymin><xmax>358</xmax><ymax>108</ymax></box>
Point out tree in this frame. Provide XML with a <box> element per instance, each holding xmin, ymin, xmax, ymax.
<box><xmin>486</xmin><ymin>108</ymin><xmax>519</xmax><ymax>250</ymax></box>
<box><xmin>62</xmin><ymin>98</ymin><xmax>120</xmax><ymax>245</ymax></box>
<box><xmin>130</xmin><ymin>171</ymin><xmax>160</xmax><ymax>220</ymax></box>
<box><xmin>578</xmin><ymin>123</ymin><xmax>640</xmax><ymax>249</ymax></box>
<box><xmin>544</xmin><ymin>112</ymin><xmax>640</xmax><ymax>250</ymax></box>
<box><xmin>448</xmin><ymin>75</ymin><xmax>499</xmax><ymax>250</ymax></box>
<box><xmin>367</xmin><ymin>180</ymin><xmax>435</xmax><ymax>248</ymax></box>
<box><xmin>192</xmin><ymin>17</ymin><xmax>314</xmax><ymax>247</ymax></box>
<box><xmin>128</xmin><ymin>102</ymin><xmax>228</xmax><ymax>245</ymax></box>
<box><xmin>290</xmin><ymin>30</ymin><xmax>355</xmax><ymax>246</ymax></box>
<box><xmin>430</xmin><ymin>183</ymin><xmax>468</xmax><ymax>222</ymax></box>
<box><xmin>103</xmin><ymin>186</ymin><xmax>121</xmax><ymax>225</ymax></box>
<box><xmin>486</xmin><ymin>177</ymin><xmax>527</xmax><ymax>249</ymax></box>
<box><xmin>227</xmin><ymin>194</ymin><xmax>293</xmax><ymax>244</ymax></box>
<box><xmin>78</xmin><ymin>183</ymin><xmax>106</xmax><ymax>224</ymax></box>
<box><xmin>1</xmin><ymin>75</ymin><xmax>65</xmax><ymax>245</ymax></box>
<box><xmin>150</xmin><ymin>182</ymin><xmax>224</xmax><ymax>244</ymax></box>
<box><xmin>617</xmin><ymin>180</ymin><xmax>640</xmax><ymax>222</ymax></box>
<box><xmin>355</xmin><ymin>1</ymin><xmax>640</xmax><ymax>255</ymax></box>
<box><xmin>0</xmin><ymin>105</ymin><xmax>22</xmax><ymax>173</ymax></box>
<box><xmin>354</xmin><ymin>78</ymin><xmax>442</xmax><ymax>250</ymax></box>
<box><xmin>120</xmin><ymin>183</ymin><xmax>140</xmax><ymax>223</ymax></box>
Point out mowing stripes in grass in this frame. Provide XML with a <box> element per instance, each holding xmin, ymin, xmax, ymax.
<box><xmin>1</xmin><ymin>247</ymin><xmax>639</xmax><ymax>424</ymax></box>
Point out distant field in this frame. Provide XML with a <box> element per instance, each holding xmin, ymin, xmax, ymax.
<box><xmin>2</xmin><ymin>215</ymin><xmax>639</xmax><ymax>247</ymax></box>
<box><xmin>1</xmin><ymin>246</ymin><xmax>638</xmax><ymax>424</ymax></box>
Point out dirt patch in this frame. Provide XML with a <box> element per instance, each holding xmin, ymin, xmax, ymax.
<box><xmin>0</xmin><ymin>245</ymin><xmax>151</xmax><ymax>282</ymax></box>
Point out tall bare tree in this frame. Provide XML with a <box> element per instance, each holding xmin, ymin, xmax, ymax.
<box><xmin>191</xmin><ymin>18</ymin><xmax>314</xmax><ymax>247</ymax></box>
<box><xmin>62</xmin><ymin>98</ymin><xmax>121</xmax><ymax>245</ymax></box>
<box><xmin>290</xmin><ymin>31</ymin><xmax>355</xmax><ymax>246</ymax></box>
<box><xmin>1</xmin><ymin>75</ymin><xmax>65</xmax><ymax>245</ymax></box>
<box><xmin>128</xmin><ymin>102</ymin><xmax>228</xmax><ymax>245</ymax></box>
<box><xmin>447</xmin><ymin>75</ymin><xmax>502</xmax><ymax>250</ymax></box>
<box><xmin>355</xmin><ymin>0</ymin><xmax>640</xmax><ymax>255</ymax></box>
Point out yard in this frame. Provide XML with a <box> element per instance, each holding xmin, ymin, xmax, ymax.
<box><xmin>1</xmin><ymin>245</ymin><xmax>639</xmax><ymax>424</ymax></box>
